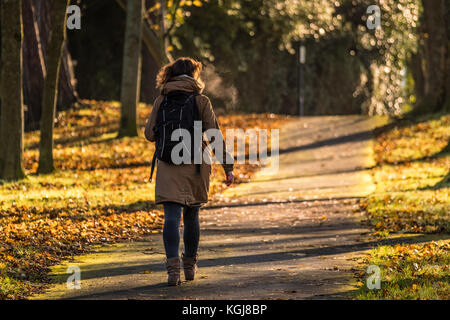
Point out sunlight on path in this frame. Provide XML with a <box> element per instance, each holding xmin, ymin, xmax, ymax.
<box><xmin>215</xmin><ymin>116</ymin><xmax>381</xmax><ymax>204</ymax></box>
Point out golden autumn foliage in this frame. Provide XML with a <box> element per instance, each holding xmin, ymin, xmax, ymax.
<box><xmin>0</xmin><ymin>100</ymin><xmax>288</xmax><ymax>299</ymax></box>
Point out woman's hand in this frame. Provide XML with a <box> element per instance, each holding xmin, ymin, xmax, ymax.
<box><xmin>225</xmin><ymin>171</ymin><xmax>234</xmax><ymax>186</ymax></box>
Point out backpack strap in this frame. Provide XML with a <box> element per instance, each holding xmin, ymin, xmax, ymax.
<box><xmin>193</xmin><ymin>92</ymin><xmax>201</xmax><ymax>175</ymax></box>
<box><xmin>192</xmin><ymin>91</ymin><xmax>200</xmax><ymax>116</ymax></box>
<box><xmin>149</xmin><ymin>147</ymin><xmax>157</xmax><ymax>182</ymax></box>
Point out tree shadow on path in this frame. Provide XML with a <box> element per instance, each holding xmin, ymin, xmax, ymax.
<box><xmin>71</xmin><ymin>232</ymin><xmax>448</xmax><ymax>283</ymax></box>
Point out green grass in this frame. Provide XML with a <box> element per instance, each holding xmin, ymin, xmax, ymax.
<box><xmin>355</xmin><ymin>238</ymin><xmax>449</xmax><ymax>300</ymax></box>
<box><xmin>355</xmin><ymin>113</ymin><xmax>449</xmax><ymax>300</ymax></box>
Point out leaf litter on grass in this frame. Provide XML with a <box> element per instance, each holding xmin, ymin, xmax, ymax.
<box><xmin>0</xmin><ymin>99</ymin><xmax>289</xmax><ymax>299</ymax></box>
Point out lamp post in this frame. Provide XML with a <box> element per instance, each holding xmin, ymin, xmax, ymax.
<box><xmin>298</xmin><ymin>43</ymin><xmax>306</xmax><ymax>116</ymax></box>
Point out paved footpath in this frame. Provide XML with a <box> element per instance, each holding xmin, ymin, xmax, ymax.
<box><xmin>33</xmin><ymin>115</ymin><xmax>385</xmax><ymax>300</ymax></box>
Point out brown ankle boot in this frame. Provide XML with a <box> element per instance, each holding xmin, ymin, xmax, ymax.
<box><xmin>166</xmin><ymin>257</ymin><xmax>181</xmax><ymax>286</ymax></box>
<box><xmin>182</xmin><ymin>254</ymin><xmax>198</xmax><ymax>281</ymax></box>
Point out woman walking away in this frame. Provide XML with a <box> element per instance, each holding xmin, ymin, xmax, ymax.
<box><xmin>145</xmin><ymin>57</ymin><xmax>234</xmax><ymax>286</ymax></box>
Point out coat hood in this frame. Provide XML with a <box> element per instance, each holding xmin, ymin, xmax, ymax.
<box><xmin>161</xmin><ymin>75</ymin><xmax>204</xmax><ymax>95</ymax></box>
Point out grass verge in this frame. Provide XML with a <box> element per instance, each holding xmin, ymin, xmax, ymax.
<box><xmin>355</xmin><ymin>113</ymin><xmax>449</xmax><ymax>300</ymax></box>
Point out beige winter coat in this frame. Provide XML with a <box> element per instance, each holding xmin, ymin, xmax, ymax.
<box><xmin>144</xmin><ymin>76</ymin><xmax>233</xmax><ymax>206</ymax></box>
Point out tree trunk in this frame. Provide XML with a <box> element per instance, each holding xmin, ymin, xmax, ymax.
<box><xmin>115</xmin><ymin>0</ymin><xmax>164</xmax><ymax>68</ymax></box>
<box><xmin>0</xmin><ymin>0</ymin><xmax>26</xmax><ymax>180</ymax></box>
<box><xmin>409</xmin><ymin>52</ymin><xmax>425</xmax><ymax>104</ymax></box>
<box><xmin>415</xmin><ymin>0</ymin><xmax>448</xmax><ymax>114</ymax></box>
<box><xmin>118</xmin><ymin>0</ymin><xmax>144</xmax><ymax>138</ymax></box>
<box><xmin>35</xmin><ymin>0</ymin><xmax>78</xmax><ymax>113</ymax></box>
<box><xmin>37</xmin><ymin>0</ymin><xmax>69</xmax><ymax>174</ymax></box>
<box><xmin>57</xmin><ymin>44</ymin><xmax>78</xmax><ymax>109</ymax></box>
<box><xmin>22</xmin><ymin>0</ymin><xmax>78</xmax><ymax>130</ymax></box>
<box><xmin>159</xmin><ymin>0</ymin><xmax>173</xmax><ymax>63</ymax></box>
<box><xmin>444</xmin><ymin>47</ymin><xmax>450</xmax><ymax>113</ymax></box>
<box><xmin>443</xmin><ymin>0</ymin><xmax>450</xmax><ymax>113</ymax></box>
<box><xmin>22</xmin><ymin>0</ymin><xmax>45</xmax><ymax>129</ymax></box>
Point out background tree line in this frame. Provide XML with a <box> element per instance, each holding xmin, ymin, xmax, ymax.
<box><xmin>0</xmin><ymin>0</ymin><xmax>449</xmax><ymax>181</ymax></box>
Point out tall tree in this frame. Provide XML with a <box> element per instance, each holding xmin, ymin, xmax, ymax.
<box><xmin>37</xmin><ymin>0</ymin><xmax>70</xmax><ymax>173</ymax></box>
<box><xmin>22</xmin><ymin>0</ymin><xmax>78</xmax><ymax>129</ymax></box>
<box><xmin>158</xmin><ymin>0</ymin><xmax>173</xmax><ymax>63</ymax></box>
<box><xmin>118</xmin><ymin>0</ymin><xmax>144</xmax><ymax>138</ymax></box>
<box><xmin>115</xmin><ymin>0</ymin><xmax>164</xmax><ymax>67</ymax></box>
<box><xmin>0</xmin><ymin>0</ymin><xmax>26</xmax><ymax>180</ymax></box>
<box><xmin>414</xmin><ymin>0</ymin><xmax>448</xmax><ymax>114</ymax></box>
<box><xmin>444</xmin><ymin>0</ymin><xmax>450</xmax><ymax>113</ymax></box>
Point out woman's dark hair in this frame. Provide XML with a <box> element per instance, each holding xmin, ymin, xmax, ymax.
<box><xmin>156</xmin><ymin>57</ymin><xmax>203</xmax><ymax>89</ymax></box>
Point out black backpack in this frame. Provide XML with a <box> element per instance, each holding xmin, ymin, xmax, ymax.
<box><xmin>149</xmin><ymin>90</ymin><xmax>201</xmax><ymax>181</ymax></box>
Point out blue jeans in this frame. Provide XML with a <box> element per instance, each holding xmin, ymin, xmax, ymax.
<box><xmin>163</xmin><ymin>202</ymin><xmax>200</xmax><ymax>259</ymax></box>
